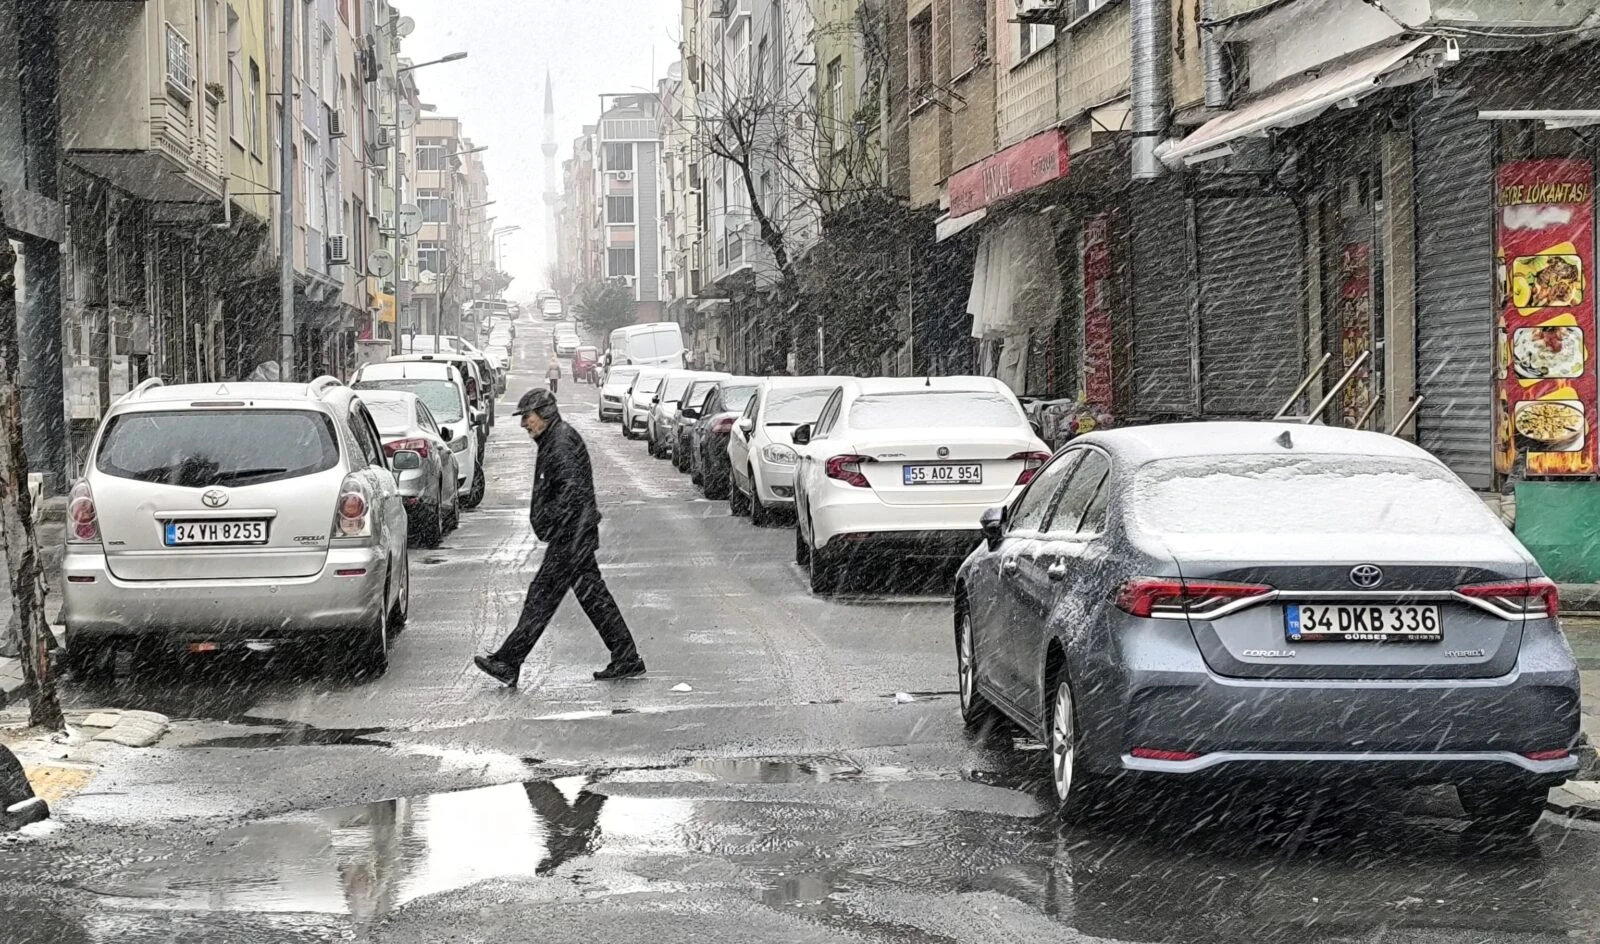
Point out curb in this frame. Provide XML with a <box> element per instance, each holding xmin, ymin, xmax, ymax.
<box><xmin>0</xmin><ymin>657</ymin><xmax>23</xmax><ymax>711</ymax></box>
<box><xmin>1548</xmin><ymin>780</ymin><xmax>1600</xmax><ymax>821</ymax></box>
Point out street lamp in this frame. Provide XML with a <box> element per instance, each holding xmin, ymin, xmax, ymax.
<box><xmin>388</xmin><ymin>50</ymin><xmax>469</xmax><ymax>354</ymax></box>
<box><xmin>494</xmin><ymin>226</ymin><xmax>521</xmax><ymax>274</ymax></box>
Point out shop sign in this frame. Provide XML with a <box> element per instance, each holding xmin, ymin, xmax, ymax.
<box><xmin>1494</xmin><ymin>159</ymin><xmax>1597</xmax><ymax>477</ymax></box>
<box><xmin>949</xmin><ymin>129</ymin><xmax>1069</xmax><ymax>218</ymax></box>
<box><xmin>1080</xmin><ymin>214</ymin><xmax>1114</xmax><ymax>410</ymax></box>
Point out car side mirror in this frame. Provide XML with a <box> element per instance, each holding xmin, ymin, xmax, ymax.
<box><xmin>1030</xmin><ymin>419</ymin><xmax>1044</xmax><ymax>439</ymax></box>
<box><xmin>439</xmin><ymin>426</ymin><xmax>454</xmax><ymax>442</ymax></box>
<box><xmin>391</xmin><ymin>450</ymin><xmax>422</xmax><ymax>471</ymax></box>
<box><xmin>738</xmin><ymin>418</ymin><xmax>755</xmax><ymax>435</ymax></box>
<box><xmin>980</xmin><ymin>506</ymin><xmax>1007</xmax><ymax>550</ymax></box>
<box><xmin>681</xmin><ymin>407</ymin><xmax>700</xmax><ymax>420</ymax></box>
<box><xmin>791</xmin><ymin>423</ymin><xmax>812</xmax><ymax>446</ymax></box>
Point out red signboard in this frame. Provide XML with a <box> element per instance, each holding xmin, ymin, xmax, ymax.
<box><xmin>1081</xmin><ymin>214</ymin><xmax>1114</xmax><ymax>410</ymax></box>
<box><xmin>948</xmin><ymin>129</ymin><xmax>1070</xmax><ymax>218</ymax></box>
<box><xmin>1494</xmin><ymin>159</ymin><xmax>1597</xmax><ymax>477</ymax></box>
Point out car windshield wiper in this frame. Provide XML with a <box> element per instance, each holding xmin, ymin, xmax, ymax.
<box><xmin>765</xmin><ymin>421</ymin><xmax>800</xmax><ymax>427</ymax></box>
<box><xmin>208</xmin><ymin>467</ymin><xmax>290</xmax><ymax>484</ymax></box>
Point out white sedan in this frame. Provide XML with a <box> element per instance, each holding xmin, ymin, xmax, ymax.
<box><xmin>622</xmin><ymin>368</ymin><xmax>667</xmax><ymax>440</ymax></box>
<box><xmin>727</xmin><ymin>376</ymin><xmax>851</xmax><ymax>525</ymax></box>
<box><xmin>791</xmin><ymin>376</ymin><xmax>1048</xmax><ymax>594</ymax></box>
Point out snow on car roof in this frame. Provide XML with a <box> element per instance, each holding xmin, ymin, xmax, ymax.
<box><xmin>1079</xmin><ymin>421</ymin><xmax>1438</xmax><ymax>466</ymax></box>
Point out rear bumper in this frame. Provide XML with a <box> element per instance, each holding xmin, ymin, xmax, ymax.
<box><xmin>62</xmin><ymin>545</ymin><xmax>388</xmax><ymax>637</ymax></box>
<box><xmin>1119</xmin><ymin>749</ymin><xmax>1577</xmax><ymax>786</ymax></box>
<box><xmin>811</xmin><ymin>492</ymin><xmax>1001</xmax><ymax>549</ymax></box>
<box><xmin>821</xmin><ymin>528</ymin><xmax>982</xmax><ymax>560</ymax></box>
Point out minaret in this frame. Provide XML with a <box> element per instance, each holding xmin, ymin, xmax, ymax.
<box><xmin>542</xmin><ymin>70</ymin><xmax>560</xmax><ymax>290</ymax></box>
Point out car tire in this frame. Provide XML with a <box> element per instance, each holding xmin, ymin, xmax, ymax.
<box><xmin>445</xmin><ymin>486</ymin><xmax>461</xmax><ymax>532</ymax></box>
<box><xmin>750</xmin><ymin>473</ymin><xmax>772</xmax><ymax>527</ymax></box>
<box><xmin>1458</xmin><ymin>784</ymin><xmax>1548</xmax><ymax>834</ymax></box>
<box><xmin>66</xmin><ymin>634</ymin><xmax>115</xmax><ymax>686</ymax></box>
<box><xmin>729</xmin><ymin>477</ymin><xmax>751</xmax><ymax>517</ymax></box>
<box><xmin>794</xmin><ymin>520</ymin><xmax>810</xmax><ymax>566</ymax></box>
<box><xmin>389</xmin><ymin>550</ymin><xmax>410</xmax><ymax>632</ymax></box>
<box><xmin>346</xmin><ymin>603</ymin><xmax>389</xmax><ymax>681</ymax></box>
<box><xmin>808</xmin><ymin>540</ymin><xmax>839</xmax><ymax>595</ymax></box>
<box><xmin>598</xmin><ymin>405</ymin><xmax>605</xmax><ymax>422</ymax></box>
<box><xmin>417</xmin><ymin>500</ymin><xmax>443</xmax><ymax>548</ymax></box>
<box><xmin>1047</xmin><ymin>675</ymin><xmax>1107</xmax><ymax>823</ymax></box>
<box><xmin>464</xmin><ymin>463</ymin><xmax>487</xmax><ymax>509</ymax></box>
<box><xmin>956</xmin><ymin>607</ymin><xmax>996</xmax><ymax>726</ymax></box>
<box><xmin>691</xmin><ymin>461</ymin><xmax>703</xmax><ymax>486</ymax></box>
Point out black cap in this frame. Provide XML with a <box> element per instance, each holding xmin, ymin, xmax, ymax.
<box><xmin>513</xmin><ymin>387</ymin><xmax>560</xmax><ymax>419</ymax></box>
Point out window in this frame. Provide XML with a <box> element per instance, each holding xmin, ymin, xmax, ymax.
<box><xmin>1045</xmin><ymin>451</ymin><xmax>1110</xmax><ymax>534</ymax></box>
<box><xmin>248</xmin><ymin>61</ymin><xmax>263</xmax><ymax>157</ymax></box>
<box><xmin>96</xmin><ymin>410</ymin><xmax>339</xmax><ymax>487</ymax></box>
<box><xmin>604</xmin><ymin>142</ymin><xmax>634</xmax><ymax>172</ymax></box>
<box><xmin>1017</xmin><ymin>20</ymin><xmax>1056</xmax><ymax>62</ymax></box>
<box><xmin>606</xmin><ymin>196</ymin><xmax>636</xmax><ymax>224</ymax></box>
<box><xmin>756</xmin><ymin>35</ymin><xmax>770</xmax><ymax>98</ymax></box>
<box><xmin>951</xmin><ymin>0</ymin><xmax>987</xmax><ymax>76</ymax></box>
<box><xmin>416</xmin><ymin>138</ymin><xmax>446</xmax><ymax>171</ymax></box>
<box><xmin>1010</xmin><ymin>452</ymin><xmax>1080</xmax><ymax>534</ymax></box>
<box><xmin>607</xmin><ymin>248</ymin><xmax>637</xmax><ymax>277</ymax></box>
<box><xmin>349</xmin><ymin>406</ymin><xmax>386</xmax><ymax>469</ymax></box>
<box><xmin>418</xmin><ymin>189</ymin><xmax>448</xmax><ymax>222</ymax></box>
<box><xmin>165</xmin><ymin>23</ymin><xmax>194</xmax><ymax>101</ymax></box>
<box><xmin>826</xmin><ymin>57</ymin><xmax>844</xmax><ymax>148</ymax></box>
<box><xmin>1068</xmin><ymin>0</ymin><xmax>1111</xmax><ymax>21</ymax></box>
<box><xmin>300</xmin><ymin>0</ymin><xmax>314</xmax><ymax>88</ymax></box>
<box><xmin>302</xmin><ymin>132</ymin><xmax>320</xmax><ymax>229</ymax></box>
<box><xmin>417</xmin><ymin>240</ymin><xmax>446</xmax><ymax>275</ymax></box>
<box><xmin>226</xmin><ymin>9</ymin><xmax>244</xmax><ymax>145</ymax></box>
<box><xmin>909</xmin><ymin>12</ymin><xmax>933</xmax><ymax>93</ymax></box>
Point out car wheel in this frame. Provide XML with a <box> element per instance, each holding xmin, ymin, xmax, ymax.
<box><xmin>956</xmin><ymin>607</ymin><xmax>995</xmax><ymax>726</ymax></box>
<box><xmin>445</xmin><ymin>485</ymin><xmax>461</xmax><ymax>532</ymax></box>
<box><xmin>705</xmin><ymin>467</ymin><xmax>729</xmax><ymax>500</ymax></box>
<box><xmin>808</xmin><ymin>539</ymin><xmax>838</xmax><ymax>595</ymax></box>
<box><xmin>464</xmin><ymin>463</ymin><xmax>487</xmax><ymax>509</ymax></box>
<box><xmin>729</xmin><ymin>475</ymin><xmax>751</xmax><ymax>516</ymax></box>
<box><xmin>346</xmin><ymin>599</ymin><xmax>389</xmax><ymax>681</ymax></box>
<box><xmin>691</xmin><ymin>460</ymin><xmax>703</xmax><ymax>486</ymax></box>
<box><xmin>417</xmin><ymin>499</ymin><xmax>444</xmax><ymax>548</ymax></box>
<box><xmin>390</xmin><ymin>549</ymin><xmax>410</xmax><ymax>631</ymax></box>
<box><xmin>1047</xmin><ymin>676</ymin><xmax>1105</xmax><ymax>822</ymax></box>
<box><xmin>749</xmin><ymin>471</ymin><xmax>771</xmax><ymax>526</ymax></box>
<box><xmin>598</xmin><ymin>405</ymin><xmax>605</xmax><ymax>422</ymax></box>
<box><xmin>1459</xmin><ymin>784</ymin><xmax>1548</xmax><ymax>834</ymax></box>
<box><xmin>66</xmin><ymin>633</ymin><xmax>115</xmax><ymax>686</ymax></box>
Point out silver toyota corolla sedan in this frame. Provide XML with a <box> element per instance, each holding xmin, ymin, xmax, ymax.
<box><xmin>956</xmin><ymin>422</ymin><xmax>1580</xmax><ymax>834</ymax></box>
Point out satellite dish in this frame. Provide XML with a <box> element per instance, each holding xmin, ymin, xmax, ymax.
<box><xmin>419</xmin><ymin>269</ymin><xmax>438</xmax><ymax>285</ymax></box>
<box><xmin>397</xmin><ymin>204</ymin><xmax>424</xmax><ymax>236</ymax></box>
<box><xmin>397</xmin><ymin>103</ymin><xmax>417</xmax><ymax>129</ymax></box>
<box><xmin>367</xmin><ymin>249</ymin><xmax>395</xmax><ymax>278</ymax></box>
<box><xmin>397</xmin><ymin>16</ymin><xmax>416</xmax><ymax>37</ymax></box>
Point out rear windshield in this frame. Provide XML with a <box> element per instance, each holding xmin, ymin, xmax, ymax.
<box><xmin>633</xmin><ymin>375</ymin><xmax>664</xmax><ymax>397</ymax></box>
<box><xmin>404</xmin><ymin>336</ymin><xmax>462</xmax><ymax>353</ymax></box>
<box><xmin>766</xmin><ymin>387</ymin><xmax>837</xmax><ymax>425</ymax></box>
<box><xmin>631</xmin><ymin>327</ymin><xmax>681</xmax><ymax>360</ymax></box>
<box><xmin>721</xmin><ymin>384</ymin><xmax>757</xmax><ymax>412</ymax></box>
<box><xmin>96</xmin><ymin>409</ymin><xmax>339</xmax><ymax>487</ymax></box>
<box><xmin>684</xmin><ymin>381</ymin><xmax>716</xmax><ymax>408</ymax></box>
<box><xmin>848</xmin><ymin>391</ymin><xmax>1022</xmax><ymax>430</ymax></box>
<box><xmin>607</xmin><ymin>367</ymin><xmax>641</xmax><ymax>386</ymax></box>
<box><xmin>1132</xmin><ymin>455</ymin><xmax>1506</xmax><ymax>536</ymax></box>
<box><xmin>361</xmin><ymin>397</ymin><xmax>416</xmax><ymax>433</ymax></box>
<box><xmin>662</xmin><ymin>376</ymin><xmax>694</xmax><ymax>401</ymax></box>
<box><xmin>354</xmin><ymin>379</ymin><xmax>464</xmax><ymax>423</ymax></box>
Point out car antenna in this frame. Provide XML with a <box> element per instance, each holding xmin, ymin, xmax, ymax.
<box><xmin>925</xmin><ymin>375</ymin><xmax>932</xmax><ymax>387</ymax></box>
<box><xmin>1276</xmin><ymin>430</ymin><xmax>1294</xmax><ymax>449</ymax></box>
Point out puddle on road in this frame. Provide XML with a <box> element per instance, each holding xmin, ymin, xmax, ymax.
<box><xmin>185</xmin><ymin>723</ymin><xmax>392</xmax><ymax>750</ymax></box>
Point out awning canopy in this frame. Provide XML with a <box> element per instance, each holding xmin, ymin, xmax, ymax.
<box><xmin>1158</xmin><ymin>37</ymin><xmax>1434</xmax><ymax>169</ymax></box>
<box><xmin>966</xmin><ymin>214</ymin><xmax>1060</xmax><ymax>342</ymax></box>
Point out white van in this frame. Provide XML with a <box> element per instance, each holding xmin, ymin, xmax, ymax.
<box><xmin>609</xmin><ymin>322</ymin><xmax>686</xmax><ymax>369</ymax></box>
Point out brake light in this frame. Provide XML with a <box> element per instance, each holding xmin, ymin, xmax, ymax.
<box><xmin>1456</xmin><ymin>579</ymin><xmax>1559</xmax><ymax>619</ymax></box>
<box><xmin>1011</xmin><ymin>451</ymin><xmax>1051</xmax><ymax>485</ymax></box>
<box><xmin>333</xmin><ymin>475</ymin><xmax>372</xmax><ymax>538</ymax></box>
<box><xmin>712</xmin><ymin>417</ymin><xmax>736</xmax><ymax>434</ymax></box>
<box><xmin>1521</xmin><ymin>748</ymin><xmax>1570</xmax><ymax>762</ymax></box>
<box><xmin>67</xmin><ymin>481</ymin><xmax>99</xmax><ymax>543</ymax></box>
<box><xmin>383</xmin><ymin>437</ymin><xmax>431</xmax><ymax>459</ymax></box>
<box><xmin>826</xmin><ymin>454</ymin><xmax>873</xmax><ymax>488</ymax></box>
<box><xmin>1130</xmin><ymin>747</ymin><xmax>1206</xmax><ymax>762</ymax></box>
<box><xmin>1114</xmin><ymin>577</ymin><xmax>1274</xmax><ymax>619</ymax></box>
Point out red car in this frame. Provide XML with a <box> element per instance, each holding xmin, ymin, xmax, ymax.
<box><xmin>571</xmin><ymin>346</ymin><xmax>600</xmax><ymax>384</ymax></box>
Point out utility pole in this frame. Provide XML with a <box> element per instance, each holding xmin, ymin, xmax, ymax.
<box><xmin>0</xmin><ymin>210</ymin><xmax>64</xmax><ymax>731</ymax></box>
<box><xmin>388</xmin><ymin>28</ymin><xmax>404</xmax><ymax>355</ymax></box>
<box><xmin>278</xmin><ymin>0</ymin><xmax>297</xmax><ymax>378</ymax></box>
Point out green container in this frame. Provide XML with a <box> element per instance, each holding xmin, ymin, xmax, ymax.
<box><xmin>1515</xmin><ymin>482</ymin><xmax>1600</xmax><ymax>583</ymax></box>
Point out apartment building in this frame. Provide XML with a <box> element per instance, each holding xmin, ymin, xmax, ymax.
<box><xmin>596</xmin><ymin>94</ymin><xmax>665</xmax><ymax>323</ymax></box>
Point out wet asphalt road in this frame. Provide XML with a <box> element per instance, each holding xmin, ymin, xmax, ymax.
<box><xmin>2</xmin><ymin>324</ymin><xmax>1599</xmax><ymax>943</ymax></box>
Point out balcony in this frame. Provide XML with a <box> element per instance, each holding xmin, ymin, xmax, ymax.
<box><xmin>59</xmin><ymin>4</ymin><xmax>226</xmax><ymax>206</ymax></box>
<box><xmin>1213</xmin><ymin>0</ymin><xmax>1591</xmax><ymax>30</ymax></box>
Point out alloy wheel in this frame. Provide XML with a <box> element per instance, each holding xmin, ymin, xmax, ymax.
<box><xmin>1050</xmin><ymin>680</ymin><xmax>1075</xmax><ymax>803</ymax></box>
<box><xmin>958</xmin><ymin>614</ymin><xmax>976</xmax><ymax>712</ymax></box>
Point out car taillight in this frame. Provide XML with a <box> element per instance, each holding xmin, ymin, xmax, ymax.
<box><xmin>67</xmin><ymin>480</ymin><xmax>99</xmax><ymax>543</ymax></box>
<box><xmin>1010</xmin><ymin>451</ymin><xmax>1051</xmax><ymax>485</ymax></box>
<box><xmin>333</xmin><ymin>475</ymin><xmax>372</xmax><ymax>538</ymax></box>
<box><xmin>712</xmin><ymin>417</ymin><xmax>735</xmax><ymax>434</ymax></box>
<box><xmin>1114</xmin><ymin>577</ymin><xmax>1274</xmax><ymax>619</ymax></box>
<box><xmin>1456</xmin><ymin>579</ymin><xmax>1559</xmax><ymax>619</ymax></box>
<box><xmin>383</xmin><ymin>437</ymin><xmax>431</xmax><ymax>459</ymax></box>
<box><xmin>826</xmin><ymin>455</ymin><xmax>873</xmax><ymax>488</ymax></box>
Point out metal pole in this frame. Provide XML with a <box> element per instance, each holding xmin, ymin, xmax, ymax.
<box><xmin>278</xmin><ymin>0</ymin><xmax>297</xmax><ymax>378</ymax></box>
<box><xmin>390</xmin><ymin>108</ymin><xmax>403</xmax><ymax>354</ymax></box>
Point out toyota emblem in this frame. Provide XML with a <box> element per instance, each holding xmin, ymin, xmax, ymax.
<box><xmin>1349</xmin><ymin>564</ymin><xmax>1383</xmax><ymax>589</ymax></box>
<box><xmin>937</xmin><ymin>446</ymin><xmax>950</xmax><ymax>458</ymax></box>
<box><xmin>201</xmin><ymin>489</ymin><xmax>229</xmax><ymax>508</ymax></box>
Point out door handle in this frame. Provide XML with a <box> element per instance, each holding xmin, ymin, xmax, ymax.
<box><xmin>1046</xmin><ymin>561</ymin><xmax>1069</xmax><ymax>582</ymax></box>
<box><xmin>1001</xmin><ymin>557</ymin><xmax>1019</xmax><ymax>573</ymax></box>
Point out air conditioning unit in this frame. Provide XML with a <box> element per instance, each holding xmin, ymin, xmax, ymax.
<box><xmin>375</xmin><ymin>127</ymin><xmax>394</xmax><ymax>150</ymax></box>
<box><xmin>621</xmin><ymin>275</ymin><xmax>637</xmax><ymax>288</ymax></box>
<box><xmin>328</xmin><ymin>110</ymin><xmax>347</xmax><ymax>139</ymax></box>
<box><xmin>1014</xmin><ymin>0</ymin><xmax>1060</xmax><ymax>22</ymax></box>
<box><xmin>380</xmin><ymin>211</ymin><xmax>395</xmax><ymax>233</ymax></box>
<box><xmin>327</xmin><ymin>234</ymin><xmax>350</xmax><ymax>266</ymax></box>
<box><xmin>614</xmin><ymin>170</ymin><xmax>633</xmax><ymax>182</ymax></box>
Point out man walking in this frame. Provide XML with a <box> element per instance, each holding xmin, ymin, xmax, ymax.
<box><xmin>474</xmin><ymin>388</ymin><xmax>646</xmax><ymax>686</ymax></box>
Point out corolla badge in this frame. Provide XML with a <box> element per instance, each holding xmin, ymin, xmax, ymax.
<box><xmin>1349</xmin><ymin>564</ymin><xmax>1383</xmax><ymax>589</ymax></box>
<box><xmin>201</xmin><ymin>488</ymin><xmax>229</xmax><ymax>508</ymax></box>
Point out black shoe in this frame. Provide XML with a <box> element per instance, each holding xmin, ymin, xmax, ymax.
<box><xmin>593</xmin><ymin>659</ymin><xmax>646</xmax><ymax>681</ymax></box>
<box><xmin>474</xmin><ymin>655</ymin><xmax>519</xmax><ymax>687</ymax></box>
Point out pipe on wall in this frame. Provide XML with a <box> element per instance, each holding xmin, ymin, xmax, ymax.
<box><xmin>1201</xmin><ymin>1</ymin><xmax>1232</xmax><ymax>109</ymax></box>
<box><xmin>1131</xmin><ymin>0</ymin><xmax>1172</xmax><ymax>180</ymax></box>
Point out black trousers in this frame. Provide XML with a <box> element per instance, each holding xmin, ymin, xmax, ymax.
<box><xmin>494</xmin><ymin>541</ymin><xmax>639</xmax><ymax>668</ymax></box>
<box><xmin>548</xmin><ymin>377</ymin><xmax>560</xmax><ymax>393</ymax></box>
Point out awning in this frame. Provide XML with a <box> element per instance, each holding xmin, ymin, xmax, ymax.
<box><xmin>966</xmin><ymin>214</ymin><xmax>1060</xmax><ymax>341</ymax></box>
<box><xmin>1158</xmin><ymin>37</ymin><xmax>1434</xmax><ymax>169</ymax></box>
<box><xmin>936</xmin><ymin>208</ymin><xmax>987</xmax><ymax>243</ymax></box>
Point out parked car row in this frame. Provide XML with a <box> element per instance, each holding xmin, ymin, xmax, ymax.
<box><xmin>60</xmin><ymin>346</ymin><xmax>507</xmax><ymax>685</ymax></box>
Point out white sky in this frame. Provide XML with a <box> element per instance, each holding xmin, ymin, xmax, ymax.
<box><xmin>397</xmin><ymin>0</ymin><xmax>680</xmax><ymax>297</ymax></box>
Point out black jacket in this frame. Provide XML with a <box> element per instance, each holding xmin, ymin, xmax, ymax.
<box><xmin>530</xmin><ymin>418</ymin><xmax>603</xmax><ymax>551</ymax></box>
